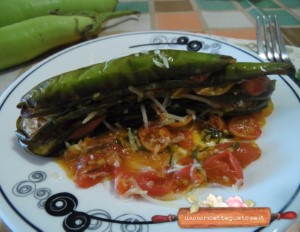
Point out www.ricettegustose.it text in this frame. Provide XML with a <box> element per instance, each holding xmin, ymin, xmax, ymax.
<box><xmin>184</xmin><ymin>215</ymin><xmax>265</xmax><ymax>222</ymax></box>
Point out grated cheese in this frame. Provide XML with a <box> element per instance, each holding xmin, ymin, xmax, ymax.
<box><xmin>181</xmin><ymin>94</ymin><xmax>220</xmax><ymax>108</ymax></box>
<box><xmin>82</xmin><ymin>111</ymin><xmax>98</xmax><ymax>124</ymax></box>
<box><xmin>114</xmin><ymin>122</ymin><xmax>124</xmax><ymax>130</ymax></box>
<box><xmin>128</xmin><ymin>128</ymin><xmax>138</xmax><ymax>151</ymax></box>
<box><xmin>162</xmin><ymin>94</ymin><xmax>170</xmax><ymax>108</ymax></box>
<box><xmin>103</xmin><ymin>120</ymin><xmax>118</xmax><ymax>132</ymax></box>
<box><xmin>190</xmin><ymin>163</ymin><xmax>202</xmax><ymax>178</ymax></box>
<box><xmin>186</xmin><ymin>109</ymin><xmax>197</xmax><ymax>120</ymax></box>
<box><xmin>65</xmin><ymin>141</ymin><xmax>71</xmax><ymax>149</ymax></box>
<box><xmin>146</xmin><ymin>92</ymin><xmax>168</xmax><ymax>113</ymax></box>
<box><xmin>140</xmin><ymin>104</ymin><xmax>149</xmax><ymax>128</ymax></box>
<box><xmin>170</xmin><ymin>133</ymin><xmax>185</xmax><ymax>143</ymax></box>
<box><xmin>113</xmin><ymin>160</ymin><xmax>120</xmax><ymax>168</ymax></box>
<box><xmin>153</xmin><ymin>58</ymin><xmax>165</xmax><ymax>68</ymax></box>
<box><xmin>154</xmin><ymin>49</ymin><xmax>160</xmax><ymax>54</ymax></box>
<box><xmin>153</xmin><ymin>144</ymin><xmax>161</xmax><ymax>156</ymax></box>
<box><xmin>232</xmin><ymin>179</ymin><xmax>244</xmax><ymax>189</ymax></box>
<box><xmin>158</xmin><ymin>53</ymin><xmax>170</xmax><ymax>68</ymax></box>
<box><xmin>160</xmin><ymin>118</ymin><xmax>176</xmax><ymax>126</ymax></box>
<box><xmin>128</xmin><ymin>85</ymin><xmax>144</xmax><ymax>98</ymax></box>
<box><xmin>119</xmin><ymin>177</ymin><xmax>148</xmax><ymax>198</ymax></box>
<box><xmin>167</xmin><ymin>164</ymin><xmax>185</xmax><ymax>173</ymax></box>
<box><xmin>161</xmin><ymin>112</ymin><xmax>188</xmax><ymax>122</ymax></box>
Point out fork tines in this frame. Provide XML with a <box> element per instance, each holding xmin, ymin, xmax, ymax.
<box><xmin>256</xmin><ymin>15</ymin><xmax>289</xmax><ymax>63</ymax></box>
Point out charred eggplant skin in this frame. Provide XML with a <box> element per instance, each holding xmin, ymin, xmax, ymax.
<box><xmin>16</xmin><ymin>49</ymin><xmax>293</xmax><ymax>157</ymax></box>
<box><xmin>17</xmin><ymin>50</ymin><xmax>236</xmax><ymax>109</ymax></box>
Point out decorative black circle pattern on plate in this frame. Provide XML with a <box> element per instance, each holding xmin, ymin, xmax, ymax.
<box><xmin>86</xmin><ymin>209</ymin><xmax>111</xmax><ymax>231</ymax></box>
<box><xmin>45</xmin><ymin>192</ymin><xmax>152</xmax><ymax>232</ymax></box>
<box><xmin>45</xmin><ymin>192</ymin><xmax>78</xmax><ymax>217</ymax></box>
<box><xmin>112</xmin><ymin>214</ymin><xmax>149</xmax><ymax>232</ymax></box>
<box><xmin>12</xmin><ymin>171</ymin><xmax>151</xmax><ymax>231</ymax></box>
<box><xmin>12</xmin><ymin>171</ymin><xmax>299</xmax><ymax>232</ymax></box>
<box><xmin>129</xmin><ymin>35</ymin><xmax>217</xmax><ymax>52</ymax></box>
<box><xmin>63</xmin><ymin>211</ymin><xmax>91</xmax><ymax>232</ymax></box>
<box><xmin>12</xmin><ymin>171</ymin><xmax>49</xmax><ymax>204</ymax></box>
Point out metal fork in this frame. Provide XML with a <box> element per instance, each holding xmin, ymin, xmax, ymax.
<box><xmin>256</xmin><ymin>15</ymin><xmax>299</xmax><ymax>86</ymax></box>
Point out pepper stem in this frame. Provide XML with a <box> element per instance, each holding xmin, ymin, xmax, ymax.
<box><xmin>85</xmin><ymin>10</ymin><xmax>140</xmax><ymax>39</ymax></box>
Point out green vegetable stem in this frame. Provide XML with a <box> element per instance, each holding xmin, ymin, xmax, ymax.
<box><xmin>0</xmin><ymin>0</ymin><xmax>118</xmax><ymax>27</ymax></box>
<box><xmin>204</xmin><ymin>62</ymin><xmax>293</xmax><ymax>86</ymax></box>
<box><xmin>0</xmin><ymin>10</ymin><xmax>139</xmax><ymax>71</ymax></box>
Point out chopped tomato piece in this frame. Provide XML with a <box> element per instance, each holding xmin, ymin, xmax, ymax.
<box><xmin>67</xmin><ymin>117</ymin><xmax>103</xmax><ymax>140</ymax></box>
<box><xmin>58</xmin><ymin>98</ymin><xmax>272</xmax><ymax>199</ymax></box>
<box><xmin>208</xmin><ymin>114</ymin><xmax>226</xmax><ymax>131</ymax></box>
<box><xmin>203</xmin><ymin>150</ymin><xmax>244</xmax><ymax>186</ymax></box>
<box><xmin>233</xmin><ymin>142</ymin><xmax>261</xmax><ymax>168</ymax></box>
<box><xmin>176</xmin><ymin>156</ymin><xmax>194</xmax><ymax>166</ymax></box>
<box><xmin>74</xmin><ymin>152</ymin><xmax>119</xmax><ymax>188</ymax></box>
<box><xmin>170</xmin><ymin>130</ymin><xmax>194</xmax><ymax>150</ymax></box>
<box><xmin>114</xmin><ymin>169</ymin><xmax>173</xmax><ymax>197</ymax></box>
<box><xmin>114</xmin><ymin>165</ymin><xmax>205</xmax><ymax>198</ymax></box>
<box><xmin>174</xmin><ymin>164</ymin><xmax>204</xmax><ymax>184</ymax></box>
<box><xmin>242</xmin><ymin>76</ymin><xmax>269</xmax><ymax>96</ymax></box>
<box><xmin>134</xmin><ymin>172</ymin><xmax>173</xmax><ymax>197</ymax></box>
<box><xmin>228</xmin><ymin>115</ymin><xmax>262</xmax><ymax>139</ymax></box>
<box><xmin>75</xmin><ymin>172</ymin><xmax>107</xmax><ymax>188</ymax></box>
<box><xmin>74</xmin><ymin>154</ymin><xmax>111</xmax><ymax>188</ymax></box>
<box><xmin>216</xmin><ymin>142</ymin><xmax>262</xmax><ymax>168</ymax></box>
<box><xmin>138</xmin><ymin>126</ymin><xmax>171</xmax><ymax>152</ymax></box>
<box><xmin>114</xmin><ymin>170</ymin><xmax>133</xmax><ymax>196</ymax></box>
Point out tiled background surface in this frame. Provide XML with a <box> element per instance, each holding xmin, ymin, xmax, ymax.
<box><xmin>106</xmin><ymin>0</ymin><xmax>300</xmax><ymax>46</ymax></box>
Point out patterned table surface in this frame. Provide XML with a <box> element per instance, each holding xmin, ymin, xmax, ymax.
<box><xmin>106</xmin><ymin>0</ymin><xmax>300</xmax><ymax>46</ymax></box>
<box><xmin>0</xmin><ymin>1</ymin><xmax>300</xmax><ymax>231</ymax></box>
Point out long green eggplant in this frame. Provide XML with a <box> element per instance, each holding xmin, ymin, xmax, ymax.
<box><xmin>16</xmin><ymin>49</ymin><xmax>293</xmax><ymax>157</ymax></box>
<box><xmin>0</xmin><ymin>10</ymin><xmax>138</xmax><ymax>71</ymax></box>
<box><xmin>0</xmin><ymin>0</ymin><xmax>118</xmax><ymax>27</ymax></box>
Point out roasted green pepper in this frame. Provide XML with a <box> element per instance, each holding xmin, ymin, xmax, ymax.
<box><xmin>17</xmin><ymin>50</ymin><xmax>236</xmax><ymax>109</ymax></box>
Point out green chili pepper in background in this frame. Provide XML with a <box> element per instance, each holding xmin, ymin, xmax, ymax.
<box><xmin>0</xmin><ymin>10</ymin><xmax>138</xmax><ymax>71</ymax></box>
<box><xmin>0</xmin><ymin>0</ymin><xmax>118</xmax><ymax>27</ymax></box>
<box><xmin>17</xmin><ymin>49</ymin><xmax>236</xmax><ymax>109</ymax></box>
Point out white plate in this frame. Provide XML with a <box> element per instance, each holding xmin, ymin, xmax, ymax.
<box><xmin>0</xmin><ymin>31</ymin><xmax>299</xmax><ymax>232</ymax></box>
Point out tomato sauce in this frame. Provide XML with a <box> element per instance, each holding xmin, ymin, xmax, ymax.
<box><xmin>57</xmin><ymin>101</ymin><xmax>273</xmax><ymax>200</ymax></box>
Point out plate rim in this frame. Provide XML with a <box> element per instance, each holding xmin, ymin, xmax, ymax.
<box><xmin>0</xmin><ymin>30</ymin><xmax>299</xmax><ymax>232</ymax></box>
